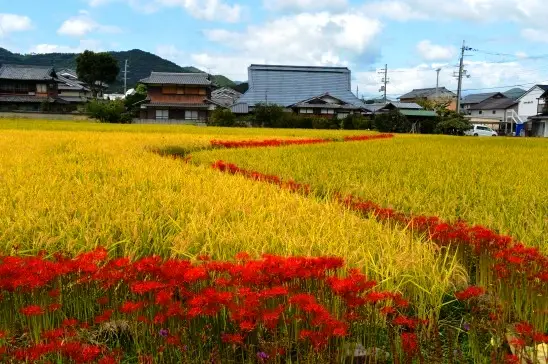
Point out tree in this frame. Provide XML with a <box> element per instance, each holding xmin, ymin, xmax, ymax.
<box><xmin>87</xmin><ymin>100</ymin><xmax>131</xmax><ymax>123</ymax></box>
<box><xmin>435</xmin><ymin>113</ymin><xmax>471</xmax><ymax>135</ymax></box>
<box><xmin>210</xmin><ymin>108</ymin><xmax>237</xmax><ymax>126</ymax></box>
<box><xmin>252</xmin><ymin>103</ymin><xmax>285</xmax><ymax>127</ymax></box>
<box><xmin>374</xmin><ymin>109</ymin><xmax>411</xmax><ymax>133</ymax></box>
<box><xmin>76</xmin><ymin>51</ymin><xmax>120</xmax><ymax>98</ymax></box>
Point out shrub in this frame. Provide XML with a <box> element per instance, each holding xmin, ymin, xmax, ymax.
<box><xmin>374</xmin><ymin>110</ymin><xmax>411</xmax><ymax>133</ymax></box>
<box><xmin>311</xmin><ymin>116</ymin><xmax>339</xmax><ymax>129</ymax></box>
<box><xmin>341</xmin><ymin>114</ymin><xmax>372</xmax><ymax>130</ymax></box>
<box><xmin>253</xmin><ymin>103</ymin><xmax>285</xmax><ymax>127</ymax></box>
<box><xmin>87</xmin><ymin>100</ymin><xmax>129</xmax><ymax>123</ymax></box>
<box><xmin>210</xmin><ymin>108</ymin><xmax>237</xmax><ymax>127</ymax></box>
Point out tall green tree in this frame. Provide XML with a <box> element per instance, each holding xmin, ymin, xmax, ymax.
<box><xmin>76</xmin><ymin>51</ymin><xmax>120</xmax><ymax>97</ymax></box>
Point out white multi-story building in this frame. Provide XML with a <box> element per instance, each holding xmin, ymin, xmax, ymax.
<box><xmin>517</xmin><ymin>85</ymin><xmax>548</xmax><ymax>120</ymax></box>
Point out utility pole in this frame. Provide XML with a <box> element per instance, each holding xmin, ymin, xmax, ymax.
<box><xmin>123</xmin><ymin>59</ymin><xmax>129</xmax><ymax>95</ymax></box>
<box><xmin>435</xmin><ymin>68</ymin><xmax>441</xmax><ymax>98</ymax></box>
<box><xmin>455</xmin><ymin>41</ymin><xmax>472</xmax><ymax>112</ymax></box>
<box><xmin>378</xmin><ymin>64</ymin><xmax>389</xmax><ymax>103</ymax></box>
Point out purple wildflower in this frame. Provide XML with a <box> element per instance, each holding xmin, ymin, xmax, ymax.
<box><xmin>159</xmin><ymin>329</ymin><xmax>169</xmax><ymax>337</ymax></box>
<box><xmin>257</xmin><ymin>351</ymin><xmax>269</xmax><ymax>359</ymax></box>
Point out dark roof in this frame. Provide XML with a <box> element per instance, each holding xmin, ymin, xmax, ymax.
<box><xmin>140</xmin><ymin>72</ymin><xmax>211</xmax><ymax>86</ymax></box>
<box><xmin>367</xmin><ymin>102</ymin><xmax>424</xmax><ymax>112</ymax></box>
<box><xmin>461</xmin><ymin>92</ymin><xmax>500</xmax><ymax>105</ymax></box>
<box><xmin>539</xmin><ymin>85</ymin><xmax>548</xmax><ymax>91</ymax></box>
<box><xmin>0</xmin><ymin>64</ymin><xmax>56</xmax><ymax>81</ymax></box>
<box><xmin>469</xmin><ymin>97</ymin><xmax>518</xmax><ymax>110</ymax></box>
<box><xmin>399</xmin><ymin>87</ymin><xmax>455</xmax><ymax>99</ymax></box>
<box><xmin>237</xmin><ymin>64</ymin><xmax>364</xmax><ymax>107</ymax></box>
<box><xmin>57</xmin><ymin>74</ymin><xmax>89</xmax><ymax>91</ymax></box>
<box><xmin>0</xmin><ymin>95</ymin><xmax>56</xmax><ymax>103</ymax></box>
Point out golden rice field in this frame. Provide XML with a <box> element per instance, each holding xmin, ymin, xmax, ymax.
<box><xmin>0</xmin><ymin>120</ymin><xmax>462</xmax><ymax>309</ymax></box>
<box><xmin>0</xmin><ymin>118</ymin><xmax>547</xmax><ymax>363</ymax></box>
<box><xmin>194</xmin><ymin>134</ymin><xmax>548</xmax><ymax>254</ymax></box>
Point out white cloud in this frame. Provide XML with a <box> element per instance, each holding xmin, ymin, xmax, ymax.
<box><xmin>87</xmin><ymin>0</ymin><xmax>243</xmax><ymax>22</ymax></box>
<box><xmin>58</xmin><ymin>14</ymin><xmax>121</xmax><ymax>37</ymax></box>
<box><xmin>521</xmin><ymin>28</ymin><xmax>548</xmax><ymax>44</ymax></box>
<box><xmin>264</xmin><ymin>0</ymin><xmax>347</xmax><ymax>12</ymax></box>
<box><xmin>158</xmin><ymin>11</ymin><xmax>381</xmax><ymax>81</ymax></box>
<box><xmin>355</xmin><ymin>60</ymin><xmax>548</xmax><ymax>99</ymax></box>
<box><xmin>416</xmin><ymin>40</ymin><xmax>456</xmax><ymax>61</ymax></box>
<box><xmin>0</xmin><ymin>13</ymin><xmax>33</xmax><ymax>37</ymax></box>
<box><xmin>29</xmin><ymin>40</ymin><xmax>104</xmax><ymax>54</ymax></box>
<box><xmin>361</xmin><ymin>1</ymin><xmax>426</xmax><ymax>21</ymax></box>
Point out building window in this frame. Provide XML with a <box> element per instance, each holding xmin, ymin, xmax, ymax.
<box><xmin>299</xmin><ymin>108</ymin><xmax>313</xmax><ymax>114</ymax></box>
<box><xmin>337</xmin><ymin>113</ymin><xmax>349</xmax><ymax>119</ymax></box>
<box><xmin>185</xmin><ymin>110</ymin><xmax>198</xmax><ymax>120</ymax></box>
<box><xmin>321</xmin><ymin>109</ymin><xmax>335</xmax><ymax>114</ymax></box>
<box><xmin>156</xmin><ymin>109</ymin><xmax>169</xmax><ymax>120</ymax></box>
<box><xmin>36</xmin><ymin>84</ymin><xmax>47</xmax><ymax>93</ymax></box>
<box><xmin>492</xmin><ymin>110</ymin><xmax>496</xmax><ymax>114</ymax></box>
<box><xmin>478</xmin><ymin>110</ymin><xmax>483</xmax><ymax>115</ymax></box>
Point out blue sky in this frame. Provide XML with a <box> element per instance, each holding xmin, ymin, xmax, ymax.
<box><xmin>1</xmin><ymin>0</ymin><xmax>548</xmax><ymax>98</ymax></box>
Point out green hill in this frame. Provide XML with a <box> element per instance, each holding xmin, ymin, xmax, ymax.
<box><xmin>0</xmin><ymin>48</ymin><xmax>236</xmax><ymax>92</ymax></box>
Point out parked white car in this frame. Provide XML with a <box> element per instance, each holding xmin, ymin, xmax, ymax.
<box><xmin>465</xmin><ymin>124</ymin><xmax>497</xmax><ymax>137</ymax></box>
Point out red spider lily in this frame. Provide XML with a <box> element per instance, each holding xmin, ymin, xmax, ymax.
<box><xmin>505</xmin><ymin>354</ymin><xmax>520</xmax><ymax>364</ymax></box>
<box><xmin>48</xmin><ymin>303</ymin><xmax>62</xmax><ymax>312</ymax></box>
<box><xmin>515</xmin><ymin>322</ymin><xmax>534</xmax><ymax>337</ymax></box>
<box><xmin>393</xmin><ymin>315</ymin><xmax>420</xmax><ymax>330</ymax></box>
<box><xmin>455</xmin><ymin>286</ymin><xmax>486</xmax><ymax>301</ymax></box>
<box><xmin>509</xmin><ymin>337</ymin><xmax>526</xmax><ymax>350</ymax></box>
<box><xmin>221</xmin><ymin>333</ymin><xmax>245</xmax><ymax>345</ymax></box>
<box><xmin>401</xmin><ymin>332</ymin><xmax>419</xmax><ymax>356</ymax></box>
<box><xmin>94</xmin><ymin>309</ymin><xmax>114</xmax><ymax>324</ymax></box>
<box><xmin>20</xmin><ymin>305</ymin><xmax>45</xmax><ymax>316</ymax></box>
<box><xmin>130</xmin><ymin>281</ymin><xmax>165</xmax><ymax>295</ymax></box>
<box><xmin>62</xmin><ymin>318</ymin><xmax>79</xmax><ymax>327</ymax></box>
<box><xmin>120</xmin><ymin>301</ymin><xmax>145</xmax><ymax>314</ymax></box>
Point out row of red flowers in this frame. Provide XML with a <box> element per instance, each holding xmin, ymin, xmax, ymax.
<box><xmin>210</xmin><ymin>134</ymin><xmax>394</xmax><ymax>149</ymax></box>
<box><xmin>0</xmin><ymin>250</ymin><xmax>431</xmax><ymax>363</ymax></box>
<box><xmin>209</xmin><ymin>160</ymin><xmax>548</xmax><ymax>330</ymax></box>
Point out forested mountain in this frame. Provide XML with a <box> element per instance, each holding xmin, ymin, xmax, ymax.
<box><xmin>0</xmin><ymin>48</ymin><xmax>236</xmax><ymax>92</ymax></box>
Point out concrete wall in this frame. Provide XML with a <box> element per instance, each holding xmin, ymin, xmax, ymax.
<box><xmin>0</xmin><ymin>112</ymin><xmax>90</xmax><ymax>120</ymax></box>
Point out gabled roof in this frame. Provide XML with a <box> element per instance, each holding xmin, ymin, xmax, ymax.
<box><xmin>461</xmin><ymin>92</ymin><xmax>501</xmax><ymax>105</ymax></box>
<box><xmin>211</xmin><ymin>87</ymin><xmax>242</xmax><ymax>107</ymax></box>
<box><xmin>367</xmin><ymin>102</ymin><xmax>423</xmax><ymax>112</ymax></box>
<box><xmin>469</xmin><ymin>97</ymin><xmax>518</xmax><ymax>110</ymax></box>
<box><xmin>237</xmin><ymin>64</ymin><xmax>364</xmax><ymax>107</ymax></box>
<box><xmin>0</xmin><ymin>64</ymin><xmax>56</xmax><ymax>81</ymax></box>
<box><xmin>517</xmin><ymin>85</ymin><xmax>548</xmax><ymax>101</ymax></box>
<box><xmin>140</xmin><ymin>72</ymin><xmax>211</xmax><ymax>86</ymax></box>
<box><xmin>399</xmin><ymin>87</ymin><xmax>455</xmax><ymax>99</ymax></box>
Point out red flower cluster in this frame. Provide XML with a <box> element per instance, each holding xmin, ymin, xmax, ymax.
<box><xmin>210</xmin><ymin>159</ymin><xmax>548</xmax><ymax>331</ymax></box>
<box><xmin>210</xmin><ymin>134</ymin><xmax>394</xmax><ymax>149</ymax></box>
<box><xmin>454</xmin><ymin>286</ymin><xmax>486</xmax><ymax>301</ymax></box>
<box><xmin>212</xmin><ymin>160</ymin><xmax>311</xmax><ymax>194</ymax></box>
<box><xmin>343</xmin><ymin>134</ymin><xmax>394</xmax><ymax>142</ymax></box>
<box><xmin>211</xmin><ymin>138</ymin><xmax>330</xmax><ymax>149</ymax></box>
<box><xmin>0</xmin><ymin>251</ymin><xmax>420</xmax><ymax>362</ymax></box>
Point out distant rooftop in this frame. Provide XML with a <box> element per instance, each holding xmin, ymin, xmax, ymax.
<box><xmin>469</xmin><ymin>97</ymin><xmax>518</xmax><ymax>110</ymax></box>
<box><xmin>399</xmin><ymin>87</ymin><xmax>456</xmax><ymax>99</ymax></box>
<box><xmin>238</xmin><ymin>64</ymin><xmax>363</xmax><ymax>107</ymax></box>
<box><xmin>461</xmin><ymin>92</ymin><xmax>501</xmax><ymax>105</ymax></box>
<box><xmin>0</xmin><ymin>64</ymin><xmax>56</xmax><ymax>81</ymax></box>
<box><xmin>140</xmin><ymin>72</ymin><xmax>211</xmax><ymax>86</ymax></box>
